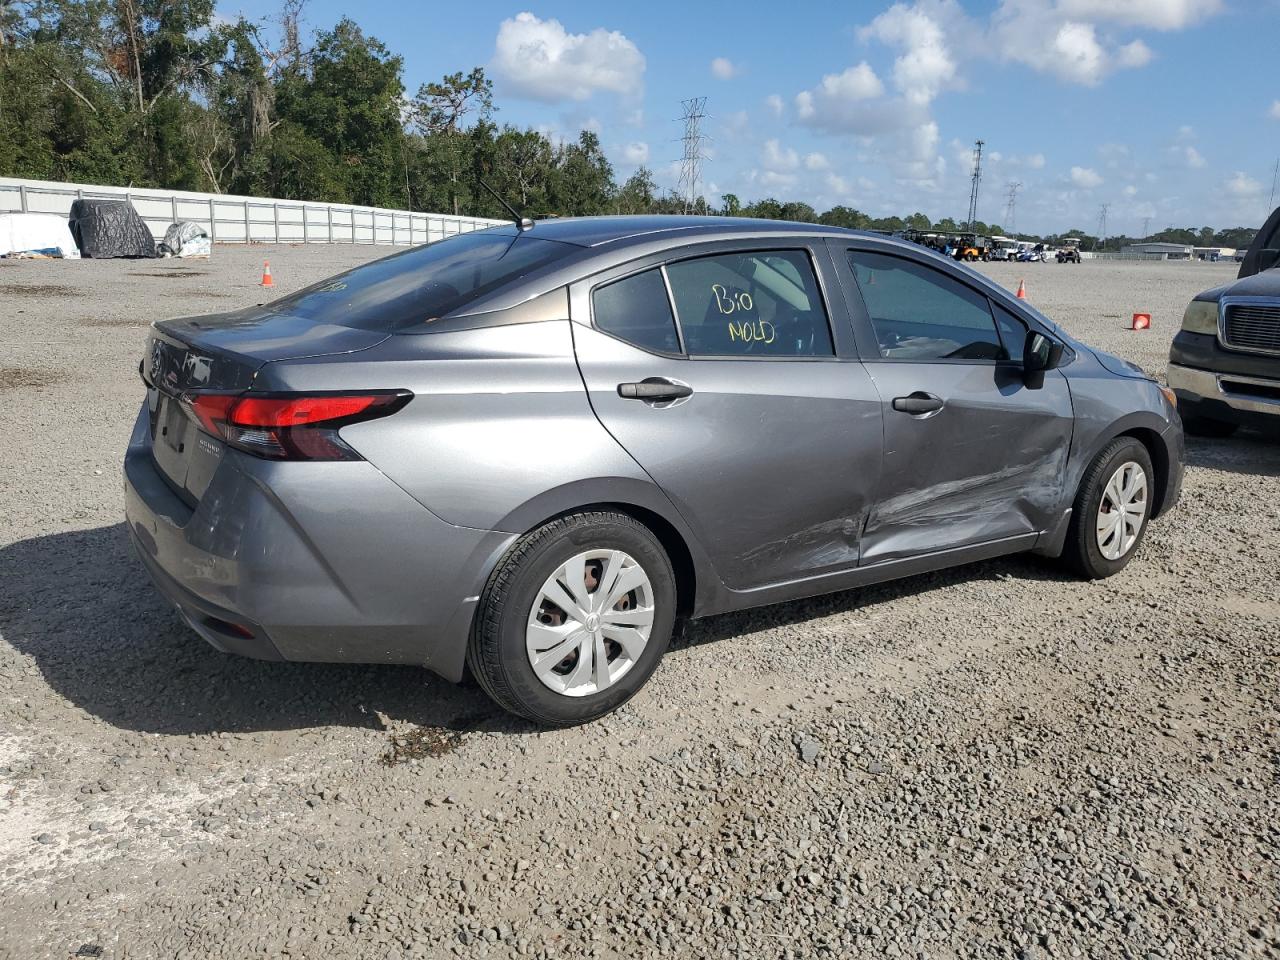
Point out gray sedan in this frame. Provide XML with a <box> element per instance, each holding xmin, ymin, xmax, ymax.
<box><xmin>125</xmin><ymin>217</ymin><xmax>1184</xmax><ymax>725</ymax></box>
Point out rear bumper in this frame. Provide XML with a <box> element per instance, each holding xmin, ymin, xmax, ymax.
<box><xmin>123</xmin><ymin>405</ymin><xmax>515</xmax><ymax>681</ymax></box>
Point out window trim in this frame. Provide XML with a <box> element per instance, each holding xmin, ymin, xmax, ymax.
<box><xmin>844</xmin><ymin>248</ymin><xmax>1013</xmax><ymax>366</ymax></box>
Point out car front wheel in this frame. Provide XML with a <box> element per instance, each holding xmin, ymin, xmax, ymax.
<box><xmin>467</xmin><ymin>511</ymin><xmax>677</xmax><ymax>726</ymax></box>
<box><xmin>1063</xmin><ymin>437</ymin><xmax>1155</xmax><ymax>579</ymax></box>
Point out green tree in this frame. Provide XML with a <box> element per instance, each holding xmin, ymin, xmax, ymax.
<box><xmin>616</xmin><ymin>165</ymin><xmax>656</xmax><ymax>214</ymax></box>
<box><xmin>275</xmin><ymin>18</ymin><xmax>403</xmax><ymax>206</ymax></box>
<box><xmin>549</xmin><ymin>130</ymin><xmax>613</xmax><ymax>215</ymax></box>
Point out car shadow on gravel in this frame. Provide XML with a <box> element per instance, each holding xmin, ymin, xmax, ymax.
<box><xmin>673</xmin><ymin>551</ymin><xmax>1072</xmax><ymax>651</ymax></box>
<box><xmin>1184</xmin><ymin>432</ymin><xmax>1280</xmax><ymax>477</ymax></box>
<box><xmin>0</xmin><ymin>523</ymin><xmax>519</xmax><ymax>738</ymax></box>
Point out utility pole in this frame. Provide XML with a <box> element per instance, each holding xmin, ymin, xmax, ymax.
<box><xmin>1097</xmin><ymin>203</ymin><xmax>1110</xmax><ymax>251</ymax></box>
<box><xmin>1004</xmin><ymin>181</ymin><xmax>1021</xmax><ymax>236</ymax></box>
<box><xmin>966</xmin><ymin>140</ymin><xmax>984</xmax><ymax>231</ymax></box>
<box><xmin>676</xmin><ymin>97</ymin><xmax>709</xmax><ymax>215</ymax></box>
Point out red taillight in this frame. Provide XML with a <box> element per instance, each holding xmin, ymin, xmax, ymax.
<box><xmin>181</xmin><ymin>391</ymin><xmax>410</xmax><ymax>461</ymax></box>
<box><xmin>229</xmin><ymin>395</ymin><xmax>390</xmax><ymax>428</ymax></box>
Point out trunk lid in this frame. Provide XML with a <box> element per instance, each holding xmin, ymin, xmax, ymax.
<box><xmin>142</xmin><ymin>306</ymin><xmax>390</xmax><ymax>503</ymax></box>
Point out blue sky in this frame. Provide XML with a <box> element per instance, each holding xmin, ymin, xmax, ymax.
<box><xmin>234</xmin><ymin>0</ymin><xmax>1280</xmax><ymax>234</ymax></box>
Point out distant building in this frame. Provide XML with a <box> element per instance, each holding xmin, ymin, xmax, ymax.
<box><xmin>1121</xmin><ymin>242</ymin><xmax>1194</xmax><ymax>260</ymax></box>
<box><xmin>1192</xmin><ymin>246</ymin><xmax>1237</xmax><ymax>261</ymax></box>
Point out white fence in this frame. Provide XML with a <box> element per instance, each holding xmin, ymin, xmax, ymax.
<box><xmin>0</xmin><ymin>177</ymin><xmax>505</xmax><ymax>246</ymax></box>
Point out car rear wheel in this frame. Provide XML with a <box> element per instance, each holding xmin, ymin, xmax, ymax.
<box><xmin>1063</xmin><ymin>437</ymin><xmax>1155</xmax><ymax>579</ymax></box>
<box><xmin>466</xmin><ymin>511</ymin><xmax>677</xmax><ymax>726</ymax></box>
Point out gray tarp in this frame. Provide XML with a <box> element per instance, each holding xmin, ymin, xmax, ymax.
<box><xmin>159</xmin><ymin>221</ymin><xmax>211</xmax><ymax>258</ymax></box>
<box><xmin>68</xmin><ymin>198</ymin><xmax>157</xmax><ymax>258</ymax></box>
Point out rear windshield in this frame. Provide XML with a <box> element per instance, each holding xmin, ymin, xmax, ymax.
<box><xmin>265</xmin><ymin>230</ymin><xmax>576</xmax><ymax>331</ymax></box>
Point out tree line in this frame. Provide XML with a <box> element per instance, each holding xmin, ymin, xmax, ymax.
<box><xmin>0</xmin><ymin>1</ymin><xmax>1259</xmax><ymax>249</ymax></box>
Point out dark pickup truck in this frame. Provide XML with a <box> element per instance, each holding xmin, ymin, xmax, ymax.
<box><xmin>1168</xmin><ymin>205</ymin><xmax>1280</xmax><ymax>436</ymax></box>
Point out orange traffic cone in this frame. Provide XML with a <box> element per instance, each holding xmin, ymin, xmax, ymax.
<box><xmin>260</xmin><ymin>260</ymin><xmax>273</xmax><ymax>287</ymax></box>
<box><xmin>1015</xmin><ymin>279</ymin><xmax>1027</xmax><ymax>300</ymax></box>
<box><xmin>1131</xmin><ymin>312</ymin><xmax>1151</xmax><ymax>330</ymax></box>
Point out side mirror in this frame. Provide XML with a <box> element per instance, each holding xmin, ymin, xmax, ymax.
<box><xmin>1023</xmin><ymin>330</ymin><xmax>1065</xmax><ymax>388</ymax></box>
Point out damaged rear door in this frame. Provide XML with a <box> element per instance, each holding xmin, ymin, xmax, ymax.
<box><xmin>835</xmin><ymin>244</ymin><xmax>1074</xmax><ymax>565</ymax></box>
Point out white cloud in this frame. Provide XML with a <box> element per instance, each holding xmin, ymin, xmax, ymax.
<box><xmin>491</xmin><ymin>12</ymin><xmax>645</xmax><ymax>103</ymax></box>
<box><xmin>805</xmin><ymin>152</ymin><xmax>830</xmax><ymax>171</ymax></box>
<box><xmin>762</xmin><ymin>139</ymin><xmax>800</xmax><ymax>172</ymax></box>
<box><xmin>1026</xmin><ymin>153</ymin><xmax>1046</xmax><ymax>169</ymax></box>
<box><xmin>764</xmin><ymin>94</ymin><xmax>784</xmax><ymax>117</ymax></box>
<box><xmin>991</xmin><ymin>2</ymin><xmax>1173</xmax><ymax>85</ymax></box>
<box><xmin>1115</xmin><ymin>39</ymin><xmax>1153</xmax><ymax>68</ymax></box>
<box><xmin>1182</xmin><ymin>146</ymin><xmax>1206</xmax><ymax>169</ymax></box>
<box><xmin>1123</xmin><ymin>185</ymin><xmax>1138</xmax><ymax>197</ymax></box>
<box><xmin>825</xmin><ymin>173</ymin><xmax>853</xmax><ymax>197</ymax></box>
<box><xmin>1225</xmin><ymin>172</ymin><xmax>1262</xmax><ymax>197</ymax></box>
<box><xmin>710</xmin><ymin>57</ymin><xmax>738</xmax><ymax>80</ymax></box>
<box><xmin>794</xmin><ymin>63</ymin><xmax>884</xmax><ymax>124</ymax></box>
<box><xmin>1058</xmin><ymin>0</ymin><xmax>1223</xmax><ymax>31</ymax></box>
<box><xmin>1271</xmin><ymin>100</ymin><xmax>1280</xmax><ymax>120</ymax></box>
<box><xmin>860</xmin><ymin>4</ymin><xmax>954</xmax><ymax>106</ymax></box>
<box><xmin>621</xmin><ymin>141</ymin><xmax>649</xmax><ymax>165</ymax></box>
<box><xmin>1071</xmin><ymin>166</ymin><xmax>1104</xmax><ymax>188</ymax></box>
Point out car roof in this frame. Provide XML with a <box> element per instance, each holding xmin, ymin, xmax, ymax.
<box><xmin>482</xmin><ymin>215</ymin><xmax>860</xmax><ymax>248</ymax></box>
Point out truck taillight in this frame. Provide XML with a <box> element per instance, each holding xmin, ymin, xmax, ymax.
<box><xmin>183</xmin><ymin>391</ymin><xmax>411</xmax><ymax>461</ymax></box>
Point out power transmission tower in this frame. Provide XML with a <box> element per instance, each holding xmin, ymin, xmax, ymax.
<box><xmin>966</xmin><ymin>140</ymin><xmax>985</xmax><ymax>231</ymax></box>
<box><xmin>1097</xmin><ymin>203</ymin><xmax>1110</xmax><ymax>251</ymax></box>
<box><xmin>676</xmin><ymin>97</ymin><xmax>709</xmax><ymax>215</ymax></box>
<box><xmin>1003</xmin><ymin>181</ymin><xmax>1021</xmax><ymax>236</ymax></box>
<box><xmin>1270</xmin><ymin>158</ymin><xmax>1279</xmax><ymax>211</ymax></box>
<box><xmin>1141</xmin><ymin>216</ymin><xmax>1151</xmax><ymax>239</ymax></box>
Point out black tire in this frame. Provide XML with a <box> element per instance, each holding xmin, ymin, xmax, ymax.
<box><xmin>466</xmin><ymin>511</ymin><xmax>677</xmax><ymax>726</ymax></box>
<box><xmin>1062</xmin><ymin>437</ymin><xmax>1155</xmax><ymax>580</ymax></box>
<box><xmin>1181</xmin><ymin>413</ymin><xmax>1238</xmax><ymax>438</ymax></box>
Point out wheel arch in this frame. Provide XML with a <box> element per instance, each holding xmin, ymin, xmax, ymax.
<box><xmin>1115</xmin><ymin>426</ymin><xmax>1173</xmax><ymax>518</ymax></box>
<box><xmin>490</xmin><ymin>479</ymin><xmax>718</xmax><ymax>620</ymax></box>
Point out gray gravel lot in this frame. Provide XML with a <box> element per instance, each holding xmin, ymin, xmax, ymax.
<box><xmin>1</xmin><ymin>246</ymin><xmax>1277</xmax><ymax>959</ymax></box>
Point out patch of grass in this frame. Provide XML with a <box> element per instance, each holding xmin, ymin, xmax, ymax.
<box><xmin>0</xmin><ymin>367</ymin><xmax>63</xmax><ymax>389</ymax></box>
<box><xmin>381</xmin><ymin>726</ymin><xmax>465</xmax><ymax>765</ymax></box>
<box><xmin>0</xmin><ymin>284</ymin><xmax>77</xmax><ymax>297</ymax></box>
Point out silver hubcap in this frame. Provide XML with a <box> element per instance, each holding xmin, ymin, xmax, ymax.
<box><xmin>526</xmin><ymin>550</ymin><xmax>655</xmax><ymax>697</ymax></box>
<box><xmin>1096</xmin><ymin>461</ymin><xmax>1148</xmax><ymax>561</ymax></box>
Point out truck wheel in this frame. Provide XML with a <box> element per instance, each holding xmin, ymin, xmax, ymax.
<box><xmin>467</xmin><ymin>511</ymin><xmax>677</xmax><ymax>726</ymax></box>
<box><xmin>1063</xmin><ymin>438</ymin><xmax>1155</xmax><ymax>580</ymax></box>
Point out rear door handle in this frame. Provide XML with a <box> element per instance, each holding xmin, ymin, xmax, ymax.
<box><xmin>617</xmin><ymin>378</ymin><xmax>693</xmax><ymax>401</ymax></box>
<box><xmin>892</xmin><ymin>392</ymin><xmax>945</xmax><ymax>415</ymax></box>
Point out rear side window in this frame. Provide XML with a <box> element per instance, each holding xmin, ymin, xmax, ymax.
<box><xmin>265</xmin><ymin>230</ymin><xmax>575</xmax><ymax>331</ymax></box>
<box><xmin>592</xmin><ymin>269</ymin><xmax>680</xmax><ymax>354</ymax></box>
<box><xmin>665</xmin><ymin>250</ymin><xmax>834</xmax><ymax>357</ymax></box>
<box><xmin>847</xmin><ymin>251</ymin><xmax>1007</xmax><ymax>361</ymax></box>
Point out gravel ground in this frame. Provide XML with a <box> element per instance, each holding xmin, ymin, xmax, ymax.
<box><xmin>1</xmin><ymin>247</ymin><xmax>1277</xmax><ymax>960</ymax></box>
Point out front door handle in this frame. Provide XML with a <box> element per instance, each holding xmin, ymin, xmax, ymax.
<box><xmin>617</xmin><ymin>378</ymin><xmax>693</xmax><ymax>402</ymax></box>
<box><xmin>892</xmin><ymin>392</ymin><xmax>945</xmax><ymax>416</ymax></box>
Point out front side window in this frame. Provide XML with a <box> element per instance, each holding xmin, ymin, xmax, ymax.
<box><xmin>847</xmin><ymin>251</ymin><xmax>1007</xmax><ymax>361</ymax></box>
<box><xmin>592</xmin><ymin>269</ymin><xmax>680</xmax><ymax>354</ymax></box>
<box><xmin>665</xmin><ymin>250</ymin><xmax>834</xmax><ymax>358</ymax></box>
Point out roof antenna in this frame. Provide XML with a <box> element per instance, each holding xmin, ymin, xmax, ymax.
<box><xmin>479</xmin><ymin>180</ymin><xmax>534</xmax><ymax>232</ymax></box>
